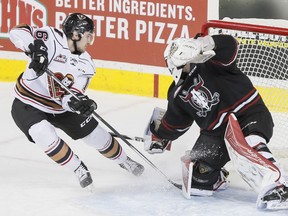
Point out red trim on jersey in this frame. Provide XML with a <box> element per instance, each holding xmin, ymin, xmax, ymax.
<box><xmin>208</xmin><ymin>89</ymin><xmax>259</xmax><ymax>130</ymax></box>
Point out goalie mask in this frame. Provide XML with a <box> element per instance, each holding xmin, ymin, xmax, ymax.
<box><xmin>164</xmin><ymin>39</ymin><xmax>184</xmax><ymax>85</ymax></box>
<box><xmin>164</xmin><ymin>36</ymin><xmax>216</xmax><ymax>85</ymax></box>
<box><xmin>62</xmin><ymin>13</ymin><xmax>95</xmax><ymax>44</ymax></box>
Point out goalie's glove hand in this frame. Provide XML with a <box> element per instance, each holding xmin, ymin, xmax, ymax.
<box><xmin>68</xmin><ymin>93</ymin><xmax>97</xmax><ymax>117</ymax></box>
<box><xmin>28</xmin><ymin>39</ymin><xmax>48</xmax><ymax>76</ymax></box>
<box><xmin>144</xmin><ymin>121</ymin><xmax>172</xmax><ymax>154</ymax></box>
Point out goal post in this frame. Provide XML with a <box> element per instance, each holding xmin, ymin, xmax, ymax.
<box><xmin>201</xmin><ymin>20</ymin><xmax>288</xmax><ymax>158</ymax></box>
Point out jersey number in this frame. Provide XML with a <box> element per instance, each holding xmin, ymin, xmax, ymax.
<box><xmin>34</xmin><ymin>30</ymin><xmax>48</xmax><ymax>41</ymax></box>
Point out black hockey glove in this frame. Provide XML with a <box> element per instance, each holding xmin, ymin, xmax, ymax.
<box><xmin>28</xmin><ymin>39</ymin><xmax>48</xmax><ymax>76</ymax></box>
<box><xmin>68</xmin><ymin>93</ymin><xmax>97</xmax><ymax>117</ymax></box>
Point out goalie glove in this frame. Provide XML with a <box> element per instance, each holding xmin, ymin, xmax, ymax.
<box><xmin>165</xmin><ymin>35</ymin><xmax>216</xmax><ymax>68</ymax></box>
<box><xmin>143</xmin><ymin>107</ymin><xmax>172</xmax><ymax>154</ymax></box>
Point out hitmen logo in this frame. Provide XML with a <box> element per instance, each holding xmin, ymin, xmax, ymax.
<box><xmin>180</xmin><ymin>75</ymin><xmax>220</xmax><ymax>117</ymax></box>
<box><xmin>47</xmin><ymin>73</ymin><xmax>74</xmax><ymax>99</ymax></box>
<box><xmin>54</xmin><ymin>54</ymin><xmax>67</xmax><ymax>64</ymax></box>
<box><xmin>0</xmin><ymin>0</ymin><xmax>47</xmax><ymax>38</ymax></box>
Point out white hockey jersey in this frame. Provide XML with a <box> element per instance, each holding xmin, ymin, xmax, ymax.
<box><xmin>9</xmin><ymin>24</ymin><xmax>96</xmax><ymax>114</ymax></box>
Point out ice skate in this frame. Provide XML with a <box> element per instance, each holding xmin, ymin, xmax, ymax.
<box><xmin>119</xmin><ymin>157</ymin><xmax>144</xmax><ymax>176</ymax></box>
<box><xmin>257</xmin><ymin>183</ymin><xmax>288</xmax><ymax>210</ymax></box>
<box><xmin>74</xmin><ymin>162</ymin><xmax>93</xmax><ymax>188</ymax></box>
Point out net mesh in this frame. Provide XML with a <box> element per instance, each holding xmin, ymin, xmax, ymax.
<box><xmin>206</xmin><ymin>22</ymin><xmax>288</xmax><ymax>157</ymax></box>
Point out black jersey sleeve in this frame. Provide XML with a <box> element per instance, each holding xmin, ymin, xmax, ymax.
<box><xmin>210</xmin><ymin>35</ymin><xmax>238</xmax><ymax>66</ymax></box>
<box><xmin>154</xmin><ymin>102</ymin><xmax>193</xmax><ymax>141</ymax></box>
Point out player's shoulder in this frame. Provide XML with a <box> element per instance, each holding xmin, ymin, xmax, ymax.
<box><xmin>80</xmin><ymin>51</ymin><xmax>95</xmax><ymax>65</ymax></box>
<box><xmin>36</xmin><ymin>26</ymin><xmax>68</xmax><ymax>50</ymax></box>
<box><xmin>44</xmin><ymin>26</ymin><xmax>66</xmax><ymax>42</ymax></box>
<box><xmin>78</xmin><ymin>51</ymin><xmax>96</xmax><ymax>75</ymax></box>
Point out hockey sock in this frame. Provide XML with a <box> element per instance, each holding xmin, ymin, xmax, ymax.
<box><xmin>29</xmin><ymin>120</ymin><xmax>81</xmax><ymax>171</ymax></box>
<box><xmin>44</xmin><ymin>137</ymin><xmax>81</xmax><ymax>171</ymax></box>
<box><xmin>82</xmin><ymin>125</ymin><xmax>128</xmax><ymax>164</ymax></box>
<box><xmin>253</xmin><ymin>143</ymin><xmax>276</xmax><ymax>163</ymax></box>
<box><xmin>98</xmin><ymin>137</ymin><xmax>127</xmax><ymax>164</ymax></box>
<box><xmin>244</xmin><ymin>134</ymin><xmax>288</xmax><ymax>187</ymax></box>
<box><xmin>245</xmin><ymin>134</ymin><xmax>279</xmax><ymax>166</ymax></box>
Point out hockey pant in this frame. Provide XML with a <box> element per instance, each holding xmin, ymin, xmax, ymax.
<box><xmin>29</xmin><ymin>119</ymin><xmax>127</xmax><ymax>172</ymax></box>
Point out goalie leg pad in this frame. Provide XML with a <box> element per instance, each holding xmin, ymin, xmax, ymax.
<box><xmin>224</xmin><ymin>113</ymin><xmax>281</xmax><ymax>193</ymax></box>
<box><xmin>181</xmin><ymin>151</ymin><xmax>193</xmax><ymax>199</ymax></box>
<box><xmin>181</xmin><ymin>151</ymin><xmax>229</xmax><ymax>199</ymax></box>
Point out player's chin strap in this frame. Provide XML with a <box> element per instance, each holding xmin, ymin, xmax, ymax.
<box><xmin>45</xmin><ymin>68</ymin><xmax>182</xmax><ymax>190</ymax></box>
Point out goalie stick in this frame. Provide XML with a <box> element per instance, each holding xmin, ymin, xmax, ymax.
<box><xmin>45</xmin><ymin>68</ymin><xmax>182</xmax><ymax>190</ymax></box>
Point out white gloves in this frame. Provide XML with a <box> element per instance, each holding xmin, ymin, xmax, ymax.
<box><xmin>164</xmin><ymin>35</ymin><xmax>216</xmax><ymax>68</ymax></box>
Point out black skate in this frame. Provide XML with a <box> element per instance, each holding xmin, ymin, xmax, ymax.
<box><xmin>119</xmin><ymin>157</ymin><xmax>144</xmax><ymax>176</ymax></box>
<box><xmin>257</xmin><ymin>184</ymin><xmax>288</xmax><ymax>210</ymax></box>
<box><xmin>74</xmin><ymin>162</ymin><xmax>93</xmax><ymax>188</ymax></box>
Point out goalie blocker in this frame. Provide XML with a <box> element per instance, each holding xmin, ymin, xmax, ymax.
<box><xmin>143</xmin><ymin>107</ymin><xmax>172</xmax><ymax>154</ymax></box>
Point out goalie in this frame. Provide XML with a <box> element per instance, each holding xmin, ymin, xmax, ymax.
<box><xmin>144</xmin><ymin>34</ymin><xmax>288</xmax><ymax>210</ymax></box>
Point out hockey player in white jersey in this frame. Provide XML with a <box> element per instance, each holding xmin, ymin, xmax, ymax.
<box><xmin>9</xmin><ymin>13</ymin><xmax>144</xmax><ymax>189</ymax></box>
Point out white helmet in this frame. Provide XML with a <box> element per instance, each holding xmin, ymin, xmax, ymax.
<box><xmin>164</xmin><ymin>36</ymin><xmax>215</xmax><ymax>84</ymax></box>
<box><xmin>164</xmin><ymin>38</ymin><xmax>185</xmax><ymax>85</ymax></box>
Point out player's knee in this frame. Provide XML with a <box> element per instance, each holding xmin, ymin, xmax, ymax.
<box><xmin>28</xmin><ymin>120</ymin><xmax>58</xmax><ymax>149</ymax></box>
<box><xmin>192</xmin><ymin>160</ymin><xmax>221</xmax><ymax>190</ymax></box>
<box><xmin>82</xmin><ymin>125</ymin><xmax>111</xmax><ymax>149</ymax></box>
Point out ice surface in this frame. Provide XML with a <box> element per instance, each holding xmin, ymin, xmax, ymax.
<box><xmin>0</xmin><ymin>82</ymin><xmax>287</xmax><ymax>216</ymax></box>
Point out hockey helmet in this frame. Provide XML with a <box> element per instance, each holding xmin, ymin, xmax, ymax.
<box><xmin>62</xmin><ymin>13</ymin><xmax>94</xmax><ymax>41</ymax></box>
<box><xmin>164</xmin><ymin>39</ymin><xmax>184</xmax><ymax>85</ymax></box>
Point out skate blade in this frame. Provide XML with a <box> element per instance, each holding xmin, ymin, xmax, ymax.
<box><xmin>258</xmin><ymin>200</ymin><xmax>288</xmax><ymax>210</ymax></box>
<box><xmin>266</xmin><ymin>200</ymin><xmax>288</xmax><ymax>210</ymax></box>
<box><xmin>85</xmin><ymin>183</ymin><xmax>96</xmax><ymax>193</ymax></box>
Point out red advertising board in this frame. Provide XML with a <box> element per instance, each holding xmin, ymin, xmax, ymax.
<box><xmin>0</xmin><ymin>0</ymin><xmax>208</xmax><ymax>67</ymax></box>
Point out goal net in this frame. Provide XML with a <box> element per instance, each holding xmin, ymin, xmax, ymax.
<box><xmin>202</xmin><ymin>20</ymin><xmax>288</xmax><ymax>158</ymax></box>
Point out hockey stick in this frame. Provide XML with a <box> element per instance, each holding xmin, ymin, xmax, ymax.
<box><xmin>45</xmin><ymin>68</ymin><xmax>182</xmax><ymax>190</ymax></box>
<box><xmin>110</xmin><ymin>133</ymin><xmax>144</xmax><ymax>142</ymax></box>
